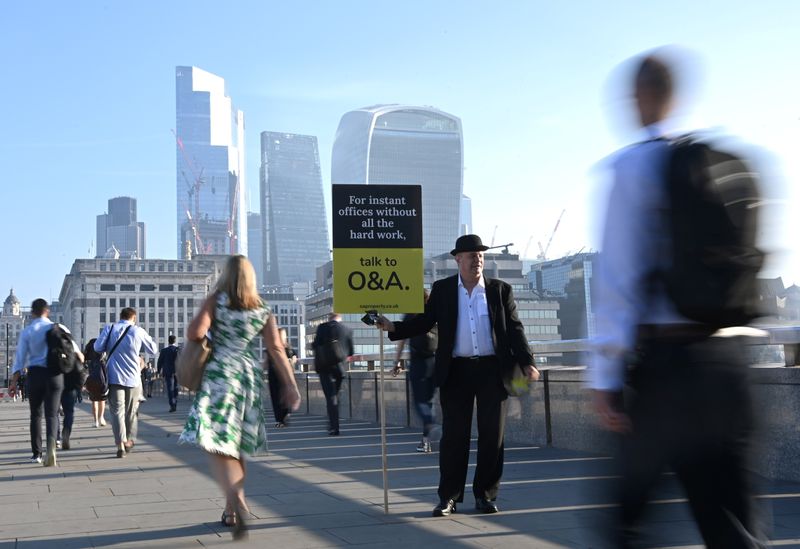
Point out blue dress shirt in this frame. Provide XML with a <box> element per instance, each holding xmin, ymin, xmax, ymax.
<box><xmin>590</xmin><ymin>123</ymin><xmax>689</xmax><ymax>391</ymax></box>
<box><xmin>94</xmin><ymin>320</ymin><xmax>158</xmax><ymax>387</ymax></box>
<box><xmin>12</xmin><ymin>317</ymin><xmax>54</xmax><ymax>374</ymax></box>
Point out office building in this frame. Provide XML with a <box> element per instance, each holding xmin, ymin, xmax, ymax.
<box><xmin>529</xmin><ymin>252</ymin><xmax>597</xmax><ymax>341</ymax></box>
<box><xmin>57</xmin><ymin>257</ymin><xmax>228</xmax><ymax>350</ymax></box>
<box><xmin>247</xmin><ymin>212</ymin><xmax>264</xmax><ymax>287</ymax></box>
<box><xmin>460</xmin><ymin>194</ymin><xmax>473</xmax><ymax>235</ymax></box>
<box><xmin>331</xmin><ymin>105</ymin><xmax>463</xmax><ymax>257</ymax></box>
<box><xmin>260</xmin><ymin>132</ymin><xmax>330</xmax><ymax>285</ymax></box>
<box><xmin>96</xmin><ymin>196</ymin><xmax>146</xmax><ymax>259</ymax></box>
<box><xmin>1</xmin><ymin>289</ymin><xmax>30</xmax><ymax>383</ymax></box>
<box><xmin>175</xmin><ymin>66</ymin><xmax>246</xmax><ymax>257</ymax></box>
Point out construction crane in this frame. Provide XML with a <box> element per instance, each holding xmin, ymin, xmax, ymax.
<box><xmin>227</xmin><ymin>173</ymin><xmax>241</xmax><ymax>254</ymax></box>
<box><xmin>536</xmin><ymin>209</ymin><xmax>566</xmax><ymax>261</ymax></box>
<box><xmin>523</xmin><ymin>234</ymin><xmax>534</xmax><ymax>259</ymax></box>
<box><xmin>490</xmin><ymin>225</ymin><xmax>499</xmax><ymax>247</ymax></box>
<box><xmin>173</xmin><ymin>130</ymin><xmax>212</xmax><ymax>255</ymax></box>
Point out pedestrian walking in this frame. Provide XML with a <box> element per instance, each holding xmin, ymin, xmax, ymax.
<box><xmin>267</xmin><ymin>327</ymin><xmax>297</xmax><ymax>428</ymax></box>
<box><xmin>94</xmin><ymin>308</ymin><xmax>157</xmax><ymax>458</ymax></box>
<box><xmin>591</xmin><ymin>51</ymin><xmax>767</xmax><ymax>547</ymax></box>
<box><xmin>83</xmin><ymin>339</ymin><xmax>108</xmax><ymax>428</ymax></box>
<box><xmin>179</xmin><ymin>255</ymin><xmax>301</xmax><ymax>540</ymax></box>
<box><xmin>377</xmin><ymin>234</ymin><xmax>539</xmax><ymax>516</ymax></box>
<box><xmin>8</xmin><ymin>299</ymin><xmax>81</xmax><ymax>466</ymax></box>
<box><xmin>392</xmin><ymin>289</ymin><xmax>438</xmax><ymax>453</ymax></box>
<box><xmin>312</xmin><ymin>313</ymin><xmax>354</xmax><ymax>436</ymax></box>
<box><xmin>157</xmin><ymin>335</ymin><xmax>180</xmax><ymax>412</ymax></box>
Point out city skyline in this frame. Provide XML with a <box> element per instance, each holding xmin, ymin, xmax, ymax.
<box><xmin>2</xmin><ymin>2</ymin><xmax>798</xmax><ymax>302</ymax></box>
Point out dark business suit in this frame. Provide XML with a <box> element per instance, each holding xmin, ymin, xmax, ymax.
<box><xmin>390</xmin><ymin>275</ymin><xmax>533</xmax><ymax>502</ymax></box>
<box><xmin>157</xmin><ymin>345</ymin><xmax>179</xmax><ymax>410</ymax></box>
<box><xmin>313</xmin><ymin>320</ymin><xmax>354</xmax><ymax>433</ymax></box>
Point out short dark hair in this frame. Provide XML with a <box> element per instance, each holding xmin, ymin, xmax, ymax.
<box><xmin>168</xmin><ymin>335</ymin><xmax>176</xmax><ymax>344</ymax></box>
<box><xmin>31</xmin><ymin>298</ymin><xmax>49</xmax><ymax>316</ymax></box>
<box><xmin>635</xmin><ymin>55</ymin><xmax>673</xmax><ymax>101</ymax></box>
<box><xmin>120</xmin><ymin>307</ymin><xmax>137</xmax><ymax>320</ymax></box>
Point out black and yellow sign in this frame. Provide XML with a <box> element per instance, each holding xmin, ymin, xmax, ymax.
<box><xmin>332</xmin><ymin>184</ymin><xmax>424</xmax><ymax>314</ymax></box>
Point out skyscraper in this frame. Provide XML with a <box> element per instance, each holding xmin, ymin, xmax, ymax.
<box><xmin>96</xmin><ymin>196</ymin><xmax>146</xmax><ymax>259</ymax></box>
<box><xmin>175</xmin><ymin>66</ymin><xmax>246</xmax><ymax>258</ymax></box>
<box><xmin>331</xmin><ymin>105</ymin><xmax>463</xmax><ymax>257</ymax></box>
<box><xmin>247</xmin><ymin>212</ymin><xmax>264</xmax><ymax>287</ymax></box>
<box><xmin>260</xmin><ymin>132</ymin><xmax>330</xmax><ymax>285</ymax></box>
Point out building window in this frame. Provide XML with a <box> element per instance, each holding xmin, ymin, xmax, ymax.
<box><xmin>100</xmin><ymin>263</ymin><xmax>107</xmax><ymax>272</ymax></box>
<box><xmin>178</xmin><ymin>284</ymin><xmax>192</xmax><ymax>291</ymax></box>
<box><xmin>168</xmin><ymin>263</ymin><xmax>174</xmax><ymax>272</ymax></box>
<box><xmin>120</xmin><ymin>284</ymin><xmax>135</xmax><ymax>292</ymax></box>
<box><xmin>159</xmin><ymin>284</ymin><xmax>174</xmax><ymax>291</ymax></box>
<box><xmin>149</xmin><ymin>262</ymin><xmax>155</xmax><ymax>272</ymax></box>
<box><xmin>168</xmin><ymin>298</ymin><xmax>175</xmax><ymax>307</ymax></box>
<box><xmin>110</xmin><ymin>298</ymin><xmax>116</xmax><ymax>308</ymax></box>
<box><xmin>100</xmin><ymin>298</ymin><xmax>106</xmax><ymax>308</ymax></box>
<box><xmin>149</xmin><ymin>298</ymin><xmax>155</xmax><ymax>307</ymax></box>
<box><xmin>110</xmin><ymin>262</ymin><xmax>117</xmax><ymax>272</ymax></box>
<box><xmin>158</xmin><ymin>312</ymin><xmax>165</xmax><ymax>322</ymax></box>
<box><xmin>177</xmin><ymin>298</ymin><xmax>184</xmax><ymax>308</ymax></box>
<box><xmin>100</xmin><ymin>284</ymin><xmax>116</xmax><ymax>292</ymax></box>
<box><xmin>187</xmin><ymin>298</ymin><xmax>194</xmax><ymax>309</ymax></box>
<box><xmin>140</xmin><ymin>284</ymin><xmax>155</xmax><ymax>291</ymax></box>
<box><xmin>177</xmin><ymin>263</ymin><xmax>184</xmax><ymax>272</ymax></box>
<box><xmin>100</xmin><ymin>312</ymin><xmax>106</xmax><ymax>323</ymax></box>
<box><xmin>139</xmin><ymin>263</ymin><xmax>146</xmax><ymax>272</ymax></box>
<box><xmin>119</xmin><ymin>298</ymin><xmax>126</xmax><ymax>307</ymax></box>
<box><xmin>158</xmin><ymin>298</ymin><xmax>165</xmax><ymax>307</ymax></box>
<box><xmin>149</xmin><ymin>312</ymin><xmax>155</xmax><ymax>323</ymax></box>
<box><xmin>158</xmin><ymin>263</ymin><xmax>165</xmax><ymax>272</ymax></box>
<box><xmin>139</xmin><ymin>298</ymin><xmax>145</xmax><ymax>308</ymax></box>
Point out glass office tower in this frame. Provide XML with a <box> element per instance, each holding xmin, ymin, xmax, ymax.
<box><xmin>96</xmin><ymin>196</ymin><xmax>146</xmax><ymax>259</ymax></box>
<box><xmin>331</xmin><ymin>105</ymin><xmax>463</xmax><ymax>258</ymax></box>
<box><xmin>260</xmin><ymin>132</ymin><xmax>330</xmax><ymax>285</ymax></box>
<box><xmin>175</xmin><ymin>66</ymin><xmax>246</xmax><ymax>258</ymax></box>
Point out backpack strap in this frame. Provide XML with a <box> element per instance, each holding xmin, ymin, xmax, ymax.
<box><xmin>106</xmin><ymin>325</ymin><xmax>133</xmax><ymax>362</ymax></box>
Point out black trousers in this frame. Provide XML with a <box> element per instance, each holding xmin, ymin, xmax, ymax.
<box><xmin>26</xmin><ymin>367</ymin><xmax>64</xmax><ymax>457</ymax></box>
<box><xmin>165</xmin><ymin>374</ymin><xmax>178</xmax><ymax>409</ymax></box>
<box><xmin>268</xmin><ymin>366</ymin><xmax>290</xmax><ymax>423</ymax></box>
<box><xmin>319</xmin><ymin>365</ymin><xmax>344</xmax><ymax>431</ymax></box>
<box><xmin>617</xmin><ymin>335</ymin><xmax>764</xmax><ymax>548</ymax></box>
<box><xmin>438</xmin><ymin>356</ymin><xmax>507</xmax><ymax>503</ymax></box>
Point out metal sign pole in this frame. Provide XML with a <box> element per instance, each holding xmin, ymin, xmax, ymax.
<box><xmin>379</xmin><ymin>326</ymin><xmax>389</xmax><ymax>514</ymax></box>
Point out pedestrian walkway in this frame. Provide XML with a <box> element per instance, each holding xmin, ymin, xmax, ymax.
<box><xmin>1</xmin><ymin>394</ymin><xmax>800</xmax><ymax>548</ymax></box>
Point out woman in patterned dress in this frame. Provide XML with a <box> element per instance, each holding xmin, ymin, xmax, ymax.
<box><xmin>179</xmin><ymin>255</ymin><xmax>301</xmax><ymax>539</ymax></box>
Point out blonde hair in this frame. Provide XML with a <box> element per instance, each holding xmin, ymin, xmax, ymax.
<box><xmin>215</xmin><ymin>255</ymin><xmax>262</xmax><ymax>310</ymax></box>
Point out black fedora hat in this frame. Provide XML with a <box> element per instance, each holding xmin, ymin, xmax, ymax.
<box><xmin>450</xmin><ymin>234</ymin><xmax>489</xmax><ymax>256</ymax></box>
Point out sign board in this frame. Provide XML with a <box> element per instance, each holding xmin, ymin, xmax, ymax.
<box><xmin>332</xmin><ymin>184</ymin><xmax>423</xmax><ymax>314</ymax></box>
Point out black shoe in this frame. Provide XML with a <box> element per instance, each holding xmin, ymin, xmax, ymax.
<box><xmin>475</xmin><ymin>498</ymin><xmax>499</xmax><ymax>514</ymax></box>
<box><xmin>116</xmin><ymin>449</ymin><xmax>125</xmax><ymax>459</ymax></box>
<box><xmin>328</xmin><ymin>429</ymin><xmax>340</xmax><ymax>436</ymax></box>
<box><xmin>62</xmin><ymin>439</ymin><xmax>70</xmax><ymax>451</ymax></box>
<box><xmin>432</xmin><ymin>499</ymin><xmax>457</xmax><ymax>517</ymax></box>
<box><xmin>169</xmin><ymin>407</ymin><xmax>176</xmax><ymax>412</ymax></box>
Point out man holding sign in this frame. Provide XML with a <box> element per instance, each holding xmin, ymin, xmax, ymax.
<box><xmin>376</xmin><ymin>234</ymin><xmax>539</xmax><ymax>516</ymax></box>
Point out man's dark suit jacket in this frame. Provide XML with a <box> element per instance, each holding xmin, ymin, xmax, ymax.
<box><xmin>157</xmin><ymin>345</ymin><xmax>179</xmax><ymax>377</ymax></box>
<box><xmin>313</xmin><ymin>320</ymin><xmax>355</xmax><ymax>371</ymax></box>
<box><xmin>389</xmin><ymin>275</ymin><xmax>534</xmax><ymax>389</ymax></box>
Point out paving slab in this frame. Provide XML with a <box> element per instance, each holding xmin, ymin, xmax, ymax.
<box><xmin>2</xmin><ymin>393</ymin><xmax>800</xmax><ymax>548</ymax></box>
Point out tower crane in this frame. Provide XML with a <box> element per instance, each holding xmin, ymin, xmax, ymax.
<box><xmin>173</xmin><ymin>130</ymin><xmax>208</xmax><ymax>255</ymax></box>
<box><xmin>490</xmin><ymin>225</ymin><xmax>499</xmax><ymax>247</ymax></box>
<box><xmin>536</xmin><ymin>209</ymin><xmax>566</xmax><ymax>261</ymax></box>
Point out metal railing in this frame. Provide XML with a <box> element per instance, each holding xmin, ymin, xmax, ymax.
<box><xmin>295</xmin><ymin>325</ymin><xmax>800</xmax><ymax>372</ymax></box>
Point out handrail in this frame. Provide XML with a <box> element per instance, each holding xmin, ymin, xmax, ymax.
<box><xmin>296</xmin><ymin>325</ymin><xmax>800</xmax><ymax>370</ymax></box>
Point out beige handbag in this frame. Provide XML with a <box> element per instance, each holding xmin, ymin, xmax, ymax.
<box><xmin>176</xmin><ymin>337</ymin><xmax>212</xmax><ymax>391</ymax></box>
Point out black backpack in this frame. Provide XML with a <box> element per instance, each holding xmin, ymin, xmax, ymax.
<box><xmin>314</xmin><ymin>322</ymin><xmax>346</xmax><ymax>372</ymax></box>
<box><xmin>659</xmin><ymin>136</ymin><xmax>765</xmax><ymax>327</ymax></box>
<box><xmin>46</xmin><ymin>324</ymin><xmax>78</xmax><ymax>374</ymax></box>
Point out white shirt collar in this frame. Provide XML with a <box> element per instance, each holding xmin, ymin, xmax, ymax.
<box><xmin>458</xmin><ymin>273</ymin><xmax>486</xmax><ymax>290</ymax></box>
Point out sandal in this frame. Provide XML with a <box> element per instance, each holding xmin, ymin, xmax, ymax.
<box><xmin>231</xmin><ymin>503</ymin><xmax>248</xmax><ymax>540</ymax></box>
<box><xmin>221</xmin><ymin>511</ymin><xmax>237</xmax><ymax>528</ymax></box>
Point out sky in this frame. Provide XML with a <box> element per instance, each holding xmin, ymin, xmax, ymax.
<box><xmin>1</xmin><ymin>1</ymin><xmax>798</xmax><ymax>306</ymax></box>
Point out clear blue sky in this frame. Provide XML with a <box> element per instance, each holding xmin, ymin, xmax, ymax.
<box><xmin>1</xmin><ymin>1</ymin><xmax>797</xmax><ymax>305</ymax></box>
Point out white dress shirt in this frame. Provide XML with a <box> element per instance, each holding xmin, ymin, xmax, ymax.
<box><xmin>590</xmin><ymin>122</ymin><xmax>690</xmax><ymax>391</ymax></box>
<box><xmin>453</xmin><ymin>275</ymin><xmax>495</xmax><ymax>358</ymax></box>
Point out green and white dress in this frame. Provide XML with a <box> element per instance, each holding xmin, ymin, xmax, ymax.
<box><xmin>179</xmin><ymin>292</ymin><xmax>270</xmax><ymax>459</ymax></box>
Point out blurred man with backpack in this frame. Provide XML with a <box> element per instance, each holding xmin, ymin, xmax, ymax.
<box><xmin>591</xmin><ymin>51</ymin><xmax>767</xmax><ymax>547</ymax></box>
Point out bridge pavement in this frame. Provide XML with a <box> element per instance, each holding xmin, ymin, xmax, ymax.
<box><xmin>1</xmin><ymin>393</ymin><xmax>799</xmax><ymax>548</ymax></box>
